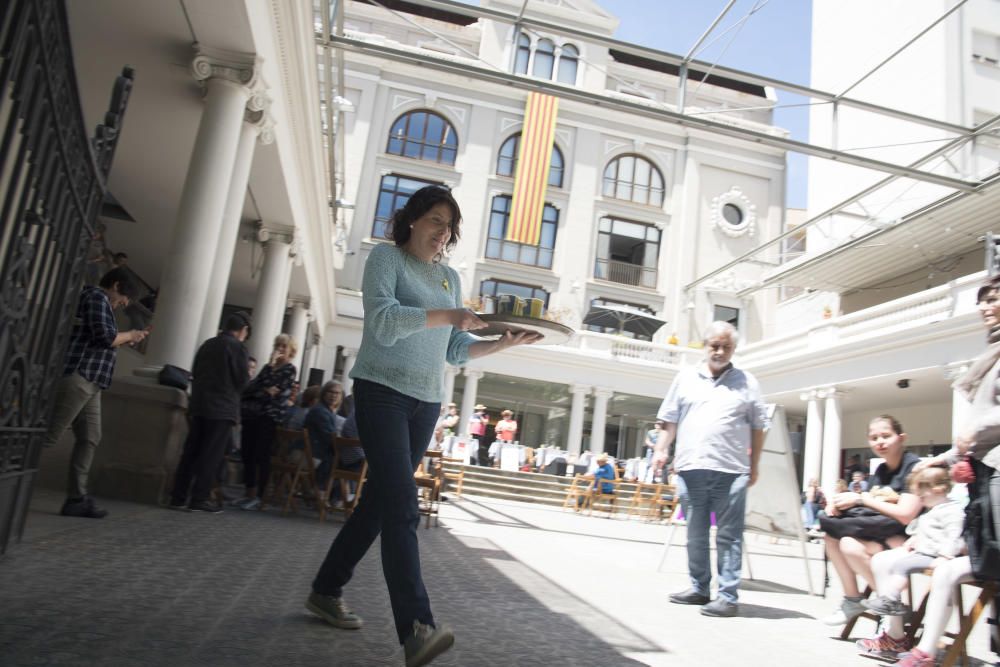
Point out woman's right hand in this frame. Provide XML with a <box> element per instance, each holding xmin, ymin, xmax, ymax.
<box><xmin>447</xmin><ymin>308</ymin><xmax>487</xmax><ymax>332</ymax></box>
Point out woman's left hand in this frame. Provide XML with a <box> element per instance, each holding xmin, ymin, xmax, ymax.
<box><xmin>494</xmin><ymin>329</ymin><xmax>543</xmax><ymax>351</ymax></box>
<box><xmin>832</xmin><ymin>491</ymin><xmax>863</xmax><ymax>511</ymax></box>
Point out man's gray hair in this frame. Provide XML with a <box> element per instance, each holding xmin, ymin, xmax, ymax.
<box><xmin>703</xmin><ymin>321</ymin><xmax>740</xmax><ymax>346</ymax></box>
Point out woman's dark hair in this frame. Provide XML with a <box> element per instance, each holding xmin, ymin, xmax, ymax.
<box><xmin>870</xmin><ymin>414</ymin><xmax>904</xmax><ymax>435</ymax></box>
<box><xmin>390</xmin><ymin>185</ymin><xmax>461</xmax><ymax>253</ymax></box>
<box><xmin>976</xmin><ymin>274</ymin><xmax>1000</xmax><ymax>303</ymax></box>
<box><xmin>99</xmin><ymin>267</ymin><xmax>139</xmax><ymax>300</ymax></box>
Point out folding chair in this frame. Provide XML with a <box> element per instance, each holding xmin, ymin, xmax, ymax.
<box><xmin>320</xmin><ymin>435</ymin><xmax>368</xmax><ymax>522</ymax></box>
<box><xmin>587</xmin><ymin>466</ymin><xmax>620</xmax><ymax>517</ymax></box>
<box><xmin>626</xmin><ymin>482</ymin><xmax>661</xmax><ymax>520</ymax></box>
<box><xmin>903</xmin><ymin>570</ymin><xmax>997</xmax><ymax>667</ymax></box>
<box><xmin>440</xmin><ymin>456</ymin><xmax>465</xmax><ymax>499</ymax></box>
<box><xmin>561</xmin><ymin>474</ymin><xmax>592</xmax><ymax>512</ymax></box>
<box><xmin>268</xmin><ymin>427</ymin><xmax>313</xmax><ymax>514</ymax></box>
<box><xmin>650</xmin><ymin>484</ymin><xmax>679</xmax><ymax>522</ymax></box>
<box><xmin>415</xmin><ymin>450</ymin><xmax>443</xmax><ymax>528</ymax></box>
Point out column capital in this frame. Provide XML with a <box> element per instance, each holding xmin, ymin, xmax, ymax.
<box><xmin>444</xmin><ymin>366</ymin><xmax>460</xmax><ymax>378</ymax></box>
<box><xmin>570</xmin><ymin>382</ymin><xmax>593</xmax><ymax>396</ymax></box>
<box><xmin>593</xmin><ymin>387</ymin><xmax>614</xmax><ymax>399</ymax></box>
<box><xmin>191</xmin><ymin>45</ymin><xmax>265</xmax><ymax>105</ymax></box>
<box><xmin>287</xmin><ymin>295</ymin><xmax>310</xmax><ymax>309</ymax></box>
<box><xmin>341</xmin><ymin>346</ymin><xmax>357</xmax><ymax>358</ymax></box>
<box><xmin>464</xmin><ymin>368</ymin><xmax>484</xmax><ymax>380</ymax></box>
<box><xmin>816</xmin><ymin>386</ymin><xmax>841</xmax><ymax>400</ymax></box>
<box><xmin>257</xmin><ymin>222</ymin><xmax>294</xmax><ymax>246</ymax></box>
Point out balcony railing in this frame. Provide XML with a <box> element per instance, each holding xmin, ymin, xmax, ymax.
<box><xmin>566</xmin><ymin>331</ymin><xmax>703</xmax><ymax>367</ymax></box>
<box><xmin>737</xmin><ymin>271</ymin><xmax>985</xmax><ymax>366</ymax></box>
<box><xmin>594</xmin><ymin>258</ymin><xmax>657</xmax><ymax>288</ymax></box>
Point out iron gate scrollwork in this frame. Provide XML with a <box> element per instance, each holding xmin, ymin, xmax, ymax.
<box><xmin>0</xmin><ymin>0</ymin><xmax>133</xmax><ymax>554</ymax></box>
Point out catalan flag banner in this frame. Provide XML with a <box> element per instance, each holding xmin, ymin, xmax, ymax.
<box><xmin>506</xmin><ymin>92</ymin><xmax>559</xmax><ymax>246</ymax></box>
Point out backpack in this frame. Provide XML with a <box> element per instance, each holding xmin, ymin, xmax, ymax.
<box><xmin>964</xmin><ymin>458</ymin><xmax>1000</xmax><ymax>581</ymax></box>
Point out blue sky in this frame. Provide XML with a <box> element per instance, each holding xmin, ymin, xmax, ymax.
<box><xmin>596</xmin><ymin>0</ymin><xmax>813</xmax><ymax>207</ymax></box>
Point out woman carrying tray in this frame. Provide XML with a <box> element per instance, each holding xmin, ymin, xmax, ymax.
<box><xmin>304</xmin><ymin>185</ymin><xmax>539</xmax><ymax>667</ymax></box>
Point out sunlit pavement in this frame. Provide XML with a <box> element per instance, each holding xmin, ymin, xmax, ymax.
<box><xmin>0</xmin><ymin>488</ymin><xmax>993</xmax><ymax>666</ymax></box>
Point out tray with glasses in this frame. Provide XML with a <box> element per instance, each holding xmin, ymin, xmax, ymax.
<box><xmin>473</xmin><ymin>314</ymin><xmax>573</xmax><ymax>345</ymax></box>
<box><xmin>472</xmin><ymin>294</ymin><xmax>573</xmax><ymax>345</ymax></box>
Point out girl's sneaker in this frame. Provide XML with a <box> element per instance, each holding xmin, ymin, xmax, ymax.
<box><xmin>240</xmin><ymin>497</ymin><xmax>261</xmax><ymax>511</ymax></box>
<box><xmin>855</xmin><ymin>631</ymin><xmax>912</xmax><ymax>659</ymax></box>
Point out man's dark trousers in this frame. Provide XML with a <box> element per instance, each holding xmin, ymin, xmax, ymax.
<box><xmin>170</xmin><ymin>417</ymin><xmax>234</xmax><ymax>505</ymax></box>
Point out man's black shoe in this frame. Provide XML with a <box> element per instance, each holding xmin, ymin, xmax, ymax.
<box><xmin>188</xmin><ymin>501</ymin><xmax>223</xmax><ymax>514</ymax></box>
<box><xmin>668</xmin><ymin>588</ymin><xmax>710</xmax><ymax>605</ymax></box>
<box><xmin>60</xmin><ymin>496</ymin><xmax>108</xmax><ymax>519</ymax></box>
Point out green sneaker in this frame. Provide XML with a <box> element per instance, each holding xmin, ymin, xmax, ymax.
<box><xmin>404</xmin><ymin>621</ymin><xmax>454</xmax><ymax>667</ymax></box>
<box><xmin>305</xmin><ymin>592</ymin><xmax>363</xmax><ymax>629</ymax></box>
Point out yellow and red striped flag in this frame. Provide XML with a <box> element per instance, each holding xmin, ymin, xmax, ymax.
<box><xmin>506</xmin><ymin>92</ymin><xmax>559</xmax><ymax>246</ymax></box>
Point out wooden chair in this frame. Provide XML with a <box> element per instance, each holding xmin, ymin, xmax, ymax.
<box><xmin>587</xmin><ymin>466</ymin><xmax>620</xmax><ymax>517</ymax></box>
<box><xmin>268</xmin><ymin>427</ymin><xmax>314</xmax><ymax>514</ymax></box>
<box><xmin>650</xmin><ymin>484</ymin><xmax>680</xmax><ymax>523</ymax></box>
<box><xmin>903</xmin><ymin>570</ymin><xmax>998</xmax><ymax>667</ymax></box>
<box><xmin>415</xmin><ymin>450</ymin><xmax>443</xmax><ymax>528</ymax></box>
<box><xmin>440</xmin><ymin>456</ymin><xmax>465</xmax><ymax>499</ymax></box>
<box><xmin>561</xmin><ymin>474</ymin><xmax>592</xmax><ymax>512</ymax></box>
<box><xmin>626</xmin><ymin>482</ymin><xmax>661</xmax><ymax>520</ymax></box>
<box><xmin>320</xmin><ymin>435</ymin><xmax>368</xmax><ymax>522</ymax></box>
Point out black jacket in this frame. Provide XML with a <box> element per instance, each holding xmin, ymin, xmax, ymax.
<box><xmin>189</xmin><ymin>332</ymin><xmax>250</xmax><ymax>422</ymax></box>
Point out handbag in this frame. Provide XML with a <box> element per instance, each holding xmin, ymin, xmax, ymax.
<box><xmin>818</xmin><ymin>505</ymin><xmax>907</xmax><ymax>543</ymax></box>
<box><xmin>158</xmin><ymin>364</ymin><xmax>191</xmax><ymax>391</ymax></box>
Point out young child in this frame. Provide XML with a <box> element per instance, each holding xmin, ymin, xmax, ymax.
<box><xmin>863</xmin><ymin>467</ymin><xmax>966</xmax><ymax>617</ymax></box>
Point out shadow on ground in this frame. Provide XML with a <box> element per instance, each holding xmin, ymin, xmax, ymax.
<box><xmin>0</xmin><ymin>490</ymin><xmax>648</xmax><ymax>667</ymax></box>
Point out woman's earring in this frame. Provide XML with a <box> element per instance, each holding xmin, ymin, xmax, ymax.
<box><xmin>409</xmin><ymin>224</ymin><xmax>414</xmax><ymax>229</ymax></box>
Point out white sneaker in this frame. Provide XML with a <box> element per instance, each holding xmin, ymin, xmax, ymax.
<box><xmin>404</xmin><ymin>621</ymin><xmax>454</xmax><ymax>667</ymax></box>
<box><xmin>822</xmin><ymin>597</ymin><xmax>866</xmax><ymax>625</ymax></box>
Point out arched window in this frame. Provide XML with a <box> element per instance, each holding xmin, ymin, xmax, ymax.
<box><xmin>514</xmin><ymin>33</ymin><xmax>531</xmax><ymax>75</ymax></box>
<box><xmin>485</xmin><ymin>195</ymin><xmax>558</xmax><ymax>269</ymax></box>
<box><xmin>496</xmin><ymin>133</ymin><xmax>564</xmax><ymax>187</ymax></box>
<box><xmin>602</xmin><ymin>154</ymin><xmax>665</xmax><ymax>206</ymax></box>
<box><xmin>371</xmin><ymin>174</ymin><xmax>441</xmax><ymax>240</ymax></box>
<box><xmin>532</xmin><ymin>39</ymin><xmax>555</xmax><ymax>79</ymax></box>
<box><xmin>386</xmin><ymin>110</ymin><xmax>458</xmax><ymax>165</ymax></box>
<box><xmin>557</xmin><ymin>43</ymin><xmax>579</xmax><ymax>84</ymax></box>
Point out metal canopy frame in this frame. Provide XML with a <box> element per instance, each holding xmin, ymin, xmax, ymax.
<box><xmin>316</xmin><ymin>0</ymin><xmax>995</xmax><ymax>294</ymax></box>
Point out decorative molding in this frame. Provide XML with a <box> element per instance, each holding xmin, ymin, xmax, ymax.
<box><xmin>554</xmin><ymin>127</ymin><xmax>571</xmax><ymax>146</ymax></box>
<box><xmin>500</xmin><ymin>117</ymin><xmax>520</xmax><ymax>134</ymax></box>
<box><xmin>570</xmin><ymin>382</ymin><xmax>593</xmax><ymax>396</ymax></box>
<box><xmin>710</xmin><ymin>186</ymin><xmax>757</xmax><ymax>238</ymax></box>
<box><xmin>604</xmin><ymin>139</ymin><xmax>629</xmax><ymax>155</ymax></box>
<box><xmin>442</xmin><ymin>103</ymin><xmax>466</xmax><ymax>126</ymax></box>
<box><xmin>424</xmin><ymin>91</ymin><xmax>437</xmax><ymax>108</ymax></box>
<box><xmin>593</xmin><ymin>387</ymin><xmax>614</xmax><ymax>399</ymax></box>
<box><xmin>245</xmin><ymin>107</ymin><xmax>276</xmax><ymax>145</ymax></box>
<box><xmin>701</xmin><ymin>269</ymin><xmax>756</xmax><ymax>294</ymax></box>
<box><xmin>391</xmin><ymin>92</ymin><xmax>421</xmax><ymax>110</ymax></box>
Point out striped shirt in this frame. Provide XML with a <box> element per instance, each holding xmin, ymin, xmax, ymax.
<box><xmin>62</xmin><ymin>286</ymin><xmax>118</xmax><ymax>389</ymax></box>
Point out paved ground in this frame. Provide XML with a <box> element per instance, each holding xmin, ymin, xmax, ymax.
<box><xmin>1</xmin><ymin>488</ymin><xmax>995</xmax><ymax>666</ymax></box>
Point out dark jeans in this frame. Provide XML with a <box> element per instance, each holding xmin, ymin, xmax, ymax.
<box><xmin>170</xmin><ymin>417</ymin><xmax>233</xmax><ymax>504</ymax></box>
<box><xmin>311</xmin><ymin>379</ymin><xmax>440</xmax><ymax>644</ymax></box>
<box><xmin>241</xmin><ymin>416</ymin><xmax>276</xmax><ymax>492</ymax></box>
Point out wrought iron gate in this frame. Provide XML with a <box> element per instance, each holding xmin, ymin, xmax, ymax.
<box><xmin>0</xmin><ymin>0</ymin><xmax>132</xmax><ymax>554</ymax></box>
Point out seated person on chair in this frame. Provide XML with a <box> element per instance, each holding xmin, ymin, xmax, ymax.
<box><xmin>305</xmin><ymin>382</ymin><xmax>346</xmax><ymax>489</ymax></box>
<box><xmin>861</xmin><ymin>467</ymin><xmax>965</xmax><ymax>623</ymax></box>
<box><xmin>577</xmin><ymin>454</ymin><xmax>615</xmax><ymax>508</ymax></box>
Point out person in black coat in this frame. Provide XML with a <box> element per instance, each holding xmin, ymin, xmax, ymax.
<box><xmin>168</xmin><ymin>311</ymin><xmax>252</xmax><ymax>512</ymax></box>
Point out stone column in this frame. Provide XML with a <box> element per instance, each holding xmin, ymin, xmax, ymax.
<box><xmin>800</xmin><ymin>389</ymin><xmax>824</xmax><ymax>491</ymax></box>
<box><xmin>459</xmin><ymin>369</ymin><xmax>483</xmax><ymax>437</ymax></box>
<box><xmin>819</xmin><ymin>387</ymin><xmax>843</xmax><ymax>493</ymax></box>
<box><xmin>566</xmin><ymin>383</ymin><xmax>592</xmax><ymax>456</ymax></box>
<box><xmin>287</xmin><ymin>298</ymin><xmax>309</xmax><ymax>373</ymax></box>
<box><xmin>442</xmin><ymin>366</ymin><xmax>458</xmax><ymax>407</ymax></box>
<box><xmin>197</xmin><ymin>107</ymin><xmax>274</xmax><ymax>346</ymax></box>
<box><xmin>590</xmin><ymin>387</ymin><xmax>613</xmax><ymax>455</ymax></box>
<box><xmin>143</xmin><ymin>47</ymin><xmax>264</xmax><ymax>372</ymax></box>
<box><xmin>341</xmin><ymin>347</ymin><xmax>357</xmax><ymax>393</ymax></box>
<box><xmin>247</xmin><ymin>232</ymin><xmax>293</xmax><ymax>364</ymax></box>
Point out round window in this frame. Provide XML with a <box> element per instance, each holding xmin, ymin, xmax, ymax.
<box><xmin>722</xmin><ymin>203</ymin><xmax>743</xmax><ymax>226</ymax></box>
